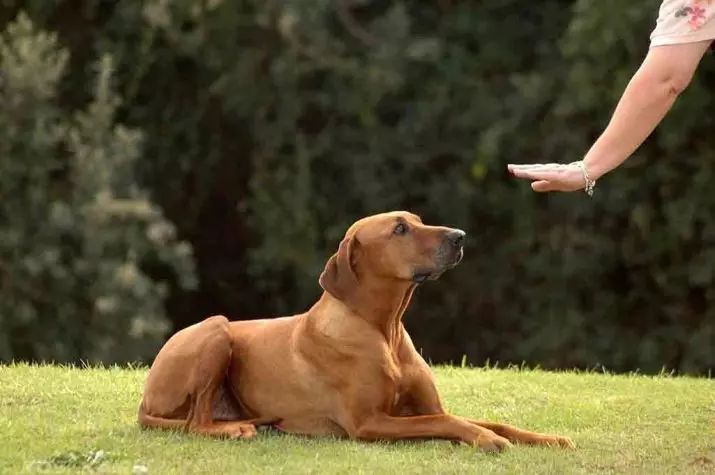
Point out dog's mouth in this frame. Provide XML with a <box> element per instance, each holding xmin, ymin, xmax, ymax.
<box><xmin>412</xmin><ymin>247</ymin><xmax>464</xmax><ymax>284</ymax></box>
<box><xmin>412</xmin><ymin>271</ymin><xmax>436</xmax><ymax>284</ymax></box>
<box><xmin>450</xmin><ymin>247</ymin><xmax>464</xmax><ymax>267</ymax></box>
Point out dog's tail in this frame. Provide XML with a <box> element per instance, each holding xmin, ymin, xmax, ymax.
<box><xmin>137</xmin><ymin>401</ymin><xmax>189</xmax><ymax>431</ymax></box>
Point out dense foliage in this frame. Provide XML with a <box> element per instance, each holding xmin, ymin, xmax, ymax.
<box><xmin>1</xmin><ymin>0</ymin><xmax>712</xmax><ymax>374</ymax></box>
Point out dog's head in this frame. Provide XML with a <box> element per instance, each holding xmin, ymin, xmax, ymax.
<box><xmin>319</xmin><ymin>211</ymin><xmax>465</xmax><ymax>304</ymax></box>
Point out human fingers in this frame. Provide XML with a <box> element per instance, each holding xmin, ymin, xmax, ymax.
<box><xmin>507</xmin><ymin>163</ymin><xmax>565</xmax><ymax>173</ymax></box>
<box><xmin>531</xmin><ymin>180</ymin><xmax>557</xmax><ymax>192</ymax></box>
<box><xmin>509</xmin><ymin>168</ymin><xmax>564</xmax><ymax>182</ymax></box>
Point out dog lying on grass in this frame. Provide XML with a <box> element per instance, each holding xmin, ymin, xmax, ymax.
<box><xmin>138</xmin><ymin>211</ymin><xmax>575</xmax><ymax>452</ymax></box>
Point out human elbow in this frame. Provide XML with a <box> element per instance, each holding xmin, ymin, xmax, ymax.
<box><xmin>664</xmin><ymin>65</ymin><xmax>695</xmax><ymax>96</ymax></box>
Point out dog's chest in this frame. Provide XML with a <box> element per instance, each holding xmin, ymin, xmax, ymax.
<box><xmin>383</xmin><ymin>353</ymin><xmax>410</xmax><ymax>412</ymax></box>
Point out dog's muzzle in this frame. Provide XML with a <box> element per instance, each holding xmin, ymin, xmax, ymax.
<box><xmin>412</xmin><ymin>229</ymin><xmax>466</xmax><ymax>283</ymax></box>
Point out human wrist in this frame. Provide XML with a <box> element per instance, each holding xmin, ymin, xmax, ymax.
<box><xmin>582</xmin><ymin>156</ymin><xmax>609</xmax><ymax>181</ymax></box>
<box><xmin>573</xmin><ymin>161</ymin><xmax>597</xmax><ymax>196</ymax></box>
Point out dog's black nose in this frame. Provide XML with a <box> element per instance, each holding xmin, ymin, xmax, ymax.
<box><xmin>446</xmin><ymin>229</ymin><xmax>466</xmax><ymax>247</ymax></box>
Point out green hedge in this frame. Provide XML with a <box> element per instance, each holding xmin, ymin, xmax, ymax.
<box><xmin>1</xmin><ymin>0</ymin><xmax>712</xmax><ymax>375</ymax></box>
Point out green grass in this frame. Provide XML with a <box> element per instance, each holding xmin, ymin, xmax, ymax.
<box><xmin>0</xmin><ymin>364</ymin><xmax>713</xmax><ymax>474</ymax></box>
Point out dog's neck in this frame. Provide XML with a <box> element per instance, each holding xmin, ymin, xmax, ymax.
<box><xmin>363</xmin><ymin>280</ymin><xmax>416</xmax><ymax>349</ymax></box>
<box><xmin>314</xmin><ymin>279</ymin><xmax>416</xmax><ymax>350</ymax></box>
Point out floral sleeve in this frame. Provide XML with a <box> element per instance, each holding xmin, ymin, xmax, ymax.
<box><xmin>650</xmin><ymin>0</ymin><xmax>715</xmax><ymax>47</ymax></box>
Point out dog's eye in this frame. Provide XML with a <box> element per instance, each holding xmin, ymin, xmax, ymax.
<box><xmin>392</xmin><ymin>223</ymin><xmax>408</xmax><ymax>236</ymax></box>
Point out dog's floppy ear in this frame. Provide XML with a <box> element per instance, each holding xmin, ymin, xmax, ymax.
<box><xmin>319</xmin><ymin>235</ymin><xmax>359</xmax><ymax>304</ymax></box>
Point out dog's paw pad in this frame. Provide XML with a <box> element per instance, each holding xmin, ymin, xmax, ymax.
<box><xmin>227</xmin><ymin>423</ymin><xmax>257</xmax><ymax>439</ymax></box>
<box><xmin>478</xmin><ymin>436</ymin><xmax>512</xmax><ymax>453</ymax></box>
<box><xmin>539</xmin><ymin>435</ymin><xmax>575</xmax><ymax>449</ymax></box>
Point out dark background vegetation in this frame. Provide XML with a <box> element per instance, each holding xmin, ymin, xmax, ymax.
<box><xmin>1</xmin><ymin>0</ymin><xmax>713</xmax><ymax>375</ymax></box>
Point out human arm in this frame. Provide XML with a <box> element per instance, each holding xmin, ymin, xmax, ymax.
<box><xmin>507</xmin><ymin>40</ymin><xmax>712</xmax><ymax>193</ymax></box>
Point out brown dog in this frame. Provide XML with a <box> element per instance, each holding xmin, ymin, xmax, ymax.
<box><xmin>138</xmin><ymin>211</ymin><xmax>574</xmax><ymax>451</ymax></box>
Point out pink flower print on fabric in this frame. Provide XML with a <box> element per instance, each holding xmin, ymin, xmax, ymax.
<box><xmin>675</xmin><ymin>1</ymin><xmax>714</xmax><ymax>31</ymax></box>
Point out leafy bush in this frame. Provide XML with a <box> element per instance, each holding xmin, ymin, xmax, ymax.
<box><xmin>0</xmin><ymin>1</ymin><xmax>712</xmax><ymax>374</ymax></box>
<box><xmin>0</xmin><ymin>14</ymin><xmax>195</xmax><ymax>364</ymax></box>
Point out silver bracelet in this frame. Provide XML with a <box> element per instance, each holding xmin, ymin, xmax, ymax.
<box><xmin>575</xmin><ymin>161</ymin><xmax>596</xmax><ymax>197</ymax></box>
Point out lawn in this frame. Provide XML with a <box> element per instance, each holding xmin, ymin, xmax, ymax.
<box><xmin>0</xmin><ymin>364</ymin><xmax>713</xmax><ymax>474</ymax></box>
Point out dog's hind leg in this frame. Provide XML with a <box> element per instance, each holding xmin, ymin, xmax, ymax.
<box><xmin>137</xmin><ymin>315</ymin><xmax>258</xmax><ymax>439</ymax></box>
<box><xmin>461</xmin><ymin>419</ymin><xmax>575</xmax><ymax>448</ymax></box>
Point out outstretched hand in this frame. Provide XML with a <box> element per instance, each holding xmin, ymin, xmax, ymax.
<box><xmin>507</xmin><ymin>162</ymin><xmax>589</xmax><ymax>193</ymax></box>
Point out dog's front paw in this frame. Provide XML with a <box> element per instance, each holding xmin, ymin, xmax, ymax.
<box><xmin>537</xmin><ymin>434</ymin><xmax>575</xmax><ymax>449</ymax></box>
<box><xmin>226</xmin><ymin>423</ymin><xmax>257</xmax><ymax>440</ymax></box>
<box><xmin>476</xmin><ymin>434</ymin><xmax>513</xmax><ymax>453</ymax></box>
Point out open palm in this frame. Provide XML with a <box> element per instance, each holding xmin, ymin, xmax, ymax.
<box><xmin>507</xmin><ymin>163</ymin><xmax>588</xmax><ymax>193</ymax></box>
